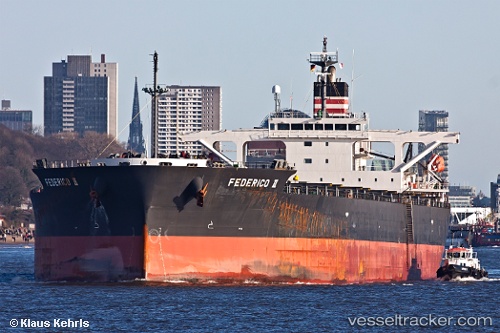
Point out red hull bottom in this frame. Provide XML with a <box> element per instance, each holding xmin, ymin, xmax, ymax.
<box><xmin>35</xmin><ymin>236</ymin><xmax>444</xmax><ymax>283</ymax></box>
<box><xmin>35</xmin><ymin>236</ymin><xmax>144</xmax><ymax>281</ymax></box>
<box><xmin>145</xmin><ymin>236</ymin><xmax>443</xmax><ymax>284</ymax></box>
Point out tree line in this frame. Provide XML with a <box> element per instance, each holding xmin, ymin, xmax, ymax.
<box><xmin>0</xmin><ymin>125</ymin><xmax>125</xmax><ymax>225</ymax></box>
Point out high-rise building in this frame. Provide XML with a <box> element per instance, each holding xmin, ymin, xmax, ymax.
<box><xmin>127</xmin><ymin>77</ymin><xmax>145</xmax><ymax>154</ymax></box>
<box><xmin>490</xmin><ymin>175</ymin><xmax>500</xmax><ymax>213</ymax></box>
<box><xmin>0</xmin><ymin>100</ymin><xmax>32</xmax><ymax>132</ymax></box>
<box><xmin>157</xmin><ymin>85</ymin><xmax>221</xmax><ymax>156</ymax></box>
<box><xmin>44</xmin><ymin>54</ymin><xmax>117</xmax><ymax>137</ymax></box>
<box><xmin>449</xmin><ymin>185</ymin><xmax>475</xmax><ymax>208</ymax></box>
<box><xmin>418</xmin><ymin>110</ymin><xmax>449</xmax><ymax>181</ymax></box>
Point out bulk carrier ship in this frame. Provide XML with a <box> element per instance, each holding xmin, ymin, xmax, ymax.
<box><xmin>30</xmin><ymin>37</ymin><xmax>460</xmax><ymax>283</ymax></box>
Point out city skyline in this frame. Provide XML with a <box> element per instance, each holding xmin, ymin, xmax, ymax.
<box><xmin>1</xmin><ymin>0</ymin><xmax>499</xmax><ymax>192</ymax></box>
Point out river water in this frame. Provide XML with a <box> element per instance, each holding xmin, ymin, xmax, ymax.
<box><xmin>1</xmin><ymin>245</ymin><xmax>499</xmax><ymax>332</ymax></box>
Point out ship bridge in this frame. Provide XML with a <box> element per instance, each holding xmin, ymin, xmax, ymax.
<box><xmin>180</xmin><ymin>116</ymin><xmax>460</xmax><ymax>194</ymax></box>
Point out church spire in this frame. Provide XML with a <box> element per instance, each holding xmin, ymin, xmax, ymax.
<box><xmin>127</xmin><ymin>77</ymin><xmax>145</xmax><ymax>154</ymax></box>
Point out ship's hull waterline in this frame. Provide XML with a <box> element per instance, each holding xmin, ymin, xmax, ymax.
<box><xmin>145</xmin><ymin>236</ymin><xmax>444</xmax><ymax>284</ymax></box>
<box><xmin>31</xmin><ymin>165</ymin><xmax>449</xmax><ymax>283</ymax></box>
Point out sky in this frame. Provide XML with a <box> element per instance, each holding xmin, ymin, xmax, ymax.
<box><xmin>1</xmin><ymin>0</ymin><xmax>499</xmax><ymax>193</ymax></box>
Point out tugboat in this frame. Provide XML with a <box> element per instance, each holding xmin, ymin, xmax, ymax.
<box><xmin>436</xmin><ymin>246</ymin><xmax>488</xmax><ymax>280</ymax></box>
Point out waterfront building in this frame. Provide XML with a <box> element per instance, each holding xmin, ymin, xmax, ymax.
<box><xmin>157</xmin><ymin>85</ymin><xmax>221</xmax><ymax>156</ymax></box>
<box><xmin>490</xmin><ymin>174</ymin><xmax>500</xmax><ymax>214</ymax></box>
<box><xmin>449</xmin><ymin>185</ymin><xmax>476</xmax><ymax>208</ymax></box>
<box><xmin>0</xmin><ymin>100</ymin><xmax>32</xmax><ymax>132</ymax></box>
<box><xmin>44</xmin><ymin>54</ymin><xmax>117</xmax><ymax>137</ymax></box>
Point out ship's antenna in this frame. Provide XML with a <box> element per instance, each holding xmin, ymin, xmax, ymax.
<box><xmin>143</xmin><ymin>51</ymin><xmax>167</xmax><ymax>158</ymax></box>
<box><xmin>309</xmin><ymin>36</ymin><xmax>337</xmax><ymax>119</ymax></box>
<box><xmin>351</xmin><ymin>49</ymin><xmax>354</xmax><ymax>114</ymax></box>
<box><xmin>350</xmin><ymin>49</ymin><xmax>363</xmax><ymax>116</ymax></box>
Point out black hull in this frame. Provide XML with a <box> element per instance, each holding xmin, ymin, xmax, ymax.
<box><xmin>30</xmin><ymin>165</ymin><xmax>450</xmax><ymax>282</ymax></box>
<box><xmin>436</xmin><ymin>264</ymin><xmax>488</xmax><ymax>280</ymax></box>
<box><xmin>31</xmin><ymin>166</ymin><xmax>449</xmax><ymax>242</ymax></box>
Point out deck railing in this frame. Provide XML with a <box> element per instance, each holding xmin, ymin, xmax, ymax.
<box><xmin>284</xmin><ymin>183</ymin><xmax>449</xmax><ymax>208</ymax></box>
<box><xmin>33</xmin><ymin>159</ymin><xmax>449</xmax><ymax>209</ymax></box>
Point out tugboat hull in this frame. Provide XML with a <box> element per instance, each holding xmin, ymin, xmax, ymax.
<box><xmin>436</xmin><ymin>264</ymin><xmax>488</xmax><ymax>280</ymax></box>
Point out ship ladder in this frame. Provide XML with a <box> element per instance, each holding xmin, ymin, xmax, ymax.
<box><xmin>405</xmin><ymin>200</ymin><xmax>415</xmax><ymax>269</ymax></box>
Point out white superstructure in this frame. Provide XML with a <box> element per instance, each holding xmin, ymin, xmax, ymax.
<box><xmin>442</xmin><ymin>246</ymin><xmax>482</xmax><ymax>271</ymax></box>
<box><xmin>181</xmin><ymin>114</ymin><xmax>459</xmax><ymax>193</ymax></box>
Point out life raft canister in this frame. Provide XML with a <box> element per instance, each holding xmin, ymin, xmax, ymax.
<box><xmin>428</xmin><ymin>154</ymin><xmax>445</xmax><ymax>173</ymax></box>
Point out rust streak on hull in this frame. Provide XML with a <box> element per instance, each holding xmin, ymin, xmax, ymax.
<box><xmin>144</xmin><ymin>236</ymin><xmax>442</xmax><ymax>284</ymax></box>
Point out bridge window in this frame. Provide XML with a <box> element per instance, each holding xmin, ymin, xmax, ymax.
<box><xmin>304</xmin><ymin>123</ymin><xmax>313</xmax><ymax>130</ymax></box>
<box><xmin>335</xmin><ymin>124</ymin><xmax>347</xmax><ymax>130</ymax></box>
<box><xmin>315</xmin><ymin>124</ymin><xmax>324</xmax><ymax>130</ymax></box>
<box><xmin>348</xmin><ymin>124</ymin><xmax>361</xmax><ymax>131</ymax></box>
<box><xmin>325</xmin><ymin>124</ymin><xmax>334</xmax><ymax>130</ymax></box>
<box><xmin>291</xmin><ymin>123</ymin><xmax>303</xmax><ymax>130</ymax></box>
<box><xmin>277</xmin><ymin>123</ymin><xmax>290</xmax><ymax>130</ymax></box>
